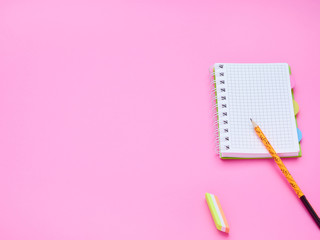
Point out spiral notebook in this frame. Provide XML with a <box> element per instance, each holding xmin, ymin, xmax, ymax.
<box><xmin>211</xmin><ymin>63</ymin><xmax>301</xmax><ymax>159</ymax></box>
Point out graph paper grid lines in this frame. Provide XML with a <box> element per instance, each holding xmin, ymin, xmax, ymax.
<box><xmin>215</xmin><ymin>63</ymin><xmax>299</xmax><ymax>155</ymax></box>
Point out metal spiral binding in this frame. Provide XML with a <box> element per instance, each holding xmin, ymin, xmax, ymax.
<box><xmin>209</xmin><ymin>64</ymin><xmax>230</xmax><ymax>154</ymax></box>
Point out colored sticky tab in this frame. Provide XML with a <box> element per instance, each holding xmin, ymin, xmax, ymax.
<box><xmin>293</xmin><ymin>99</ymin><xmax>299</xmax><ymax>115</ymax></box>
<box><xmin>297</xmin><ymin>128</ymin><xmax>302</xmax><ymax>142</ymax></box>
<box><xmin>290</xmin><ymin>76</ymin><xmax>295</xmax><ymax>88</ymax></box>
<box><xmin>205</xmin><ymin>193</ymin><xmax>230</xmax><ymax>233</ymax></box>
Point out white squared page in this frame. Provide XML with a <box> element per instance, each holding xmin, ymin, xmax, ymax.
<box><xmin>214</xmin><ymin>63</ymin><xmax>299</xmax><ymax>156</ymax></box>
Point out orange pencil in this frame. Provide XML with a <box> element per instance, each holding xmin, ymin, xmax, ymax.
<box><xmin>251</xmin><ymin>119</ymin><xmax>320</xmax><ymax>229</ymax></box>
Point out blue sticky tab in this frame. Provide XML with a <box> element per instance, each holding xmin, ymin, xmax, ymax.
<box><xmin>297</xmin><ymin>128</ymin><xmax>302</xmax><ymax>142</ymax></box>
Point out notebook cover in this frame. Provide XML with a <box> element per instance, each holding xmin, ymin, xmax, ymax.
<box><xmin>212</xmin><ymin>65</ymin><xmax>302</xmax><ymax>159</ymax></box>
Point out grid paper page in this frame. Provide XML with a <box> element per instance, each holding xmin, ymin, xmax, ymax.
<box><xmin>216</xmin><ymin>63</ymin><xmax>299</xmax><ymax>155</ymax></box>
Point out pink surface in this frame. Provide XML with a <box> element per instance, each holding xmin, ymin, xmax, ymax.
<box><xmin>0</xmin><ymin>0</ymin><xmax>320</xmax><ymax>239</ymax></box>
<box><xmin>290</xmin><ymin>76</ymin><xmax>295</xmax><ymax>88</ymax></box>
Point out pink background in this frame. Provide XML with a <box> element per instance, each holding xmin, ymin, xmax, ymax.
<box><xmin>0</xmin><ymin>0</ymin><xmax>320</xmax><ymax>239</ymax></box>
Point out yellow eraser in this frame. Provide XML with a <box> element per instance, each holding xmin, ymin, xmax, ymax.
<box><xmin>205</xmin><ymin>193</ymin><xmax>229</xmax><ymax>233</ymax></box>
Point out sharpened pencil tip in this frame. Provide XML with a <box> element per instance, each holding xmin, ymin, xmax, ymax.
<box><xmin>250</xmin><ymin>118</ymin><xmax>258</xmax><ymax>128</ymax></box>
